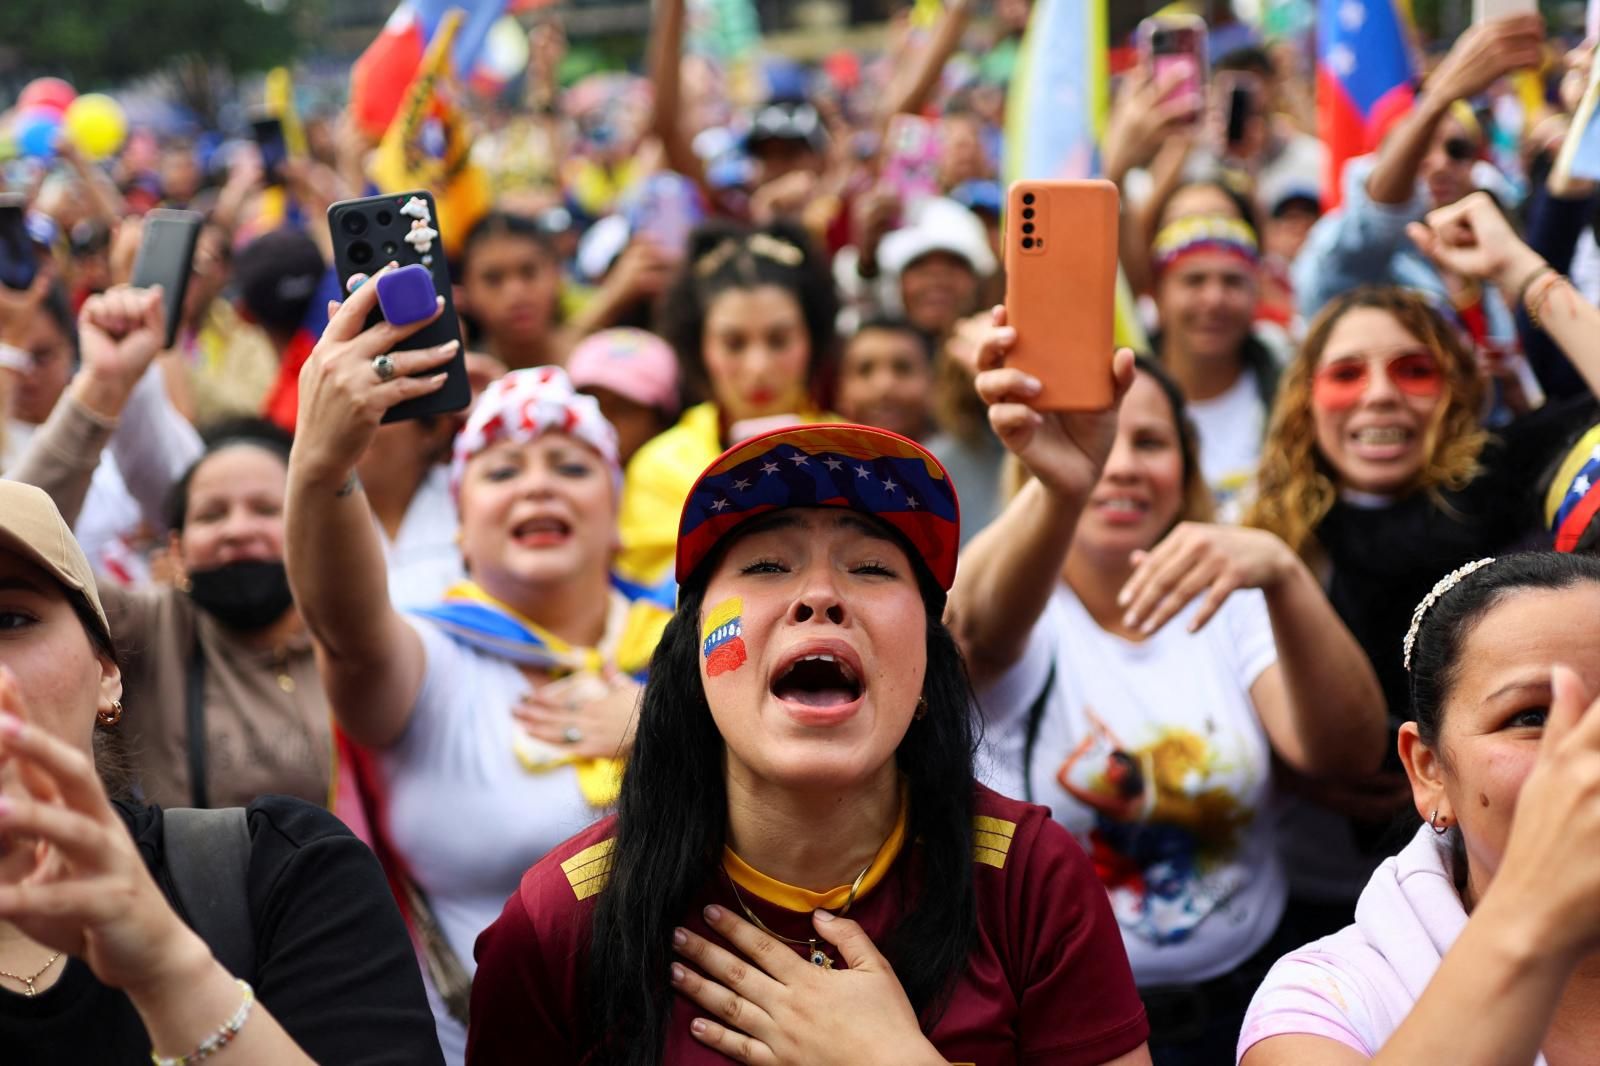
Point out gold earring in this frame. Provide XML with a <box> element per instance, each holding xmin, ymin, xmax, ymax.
<box><xmin>914</xmin><ymin>696</ymin><xmax>928</xmax><ymax>721</ymax></box>
<box><xmin>96</xmin><ymin>700</ymin><xmax>124</xmax><ymax>728</ymax></box>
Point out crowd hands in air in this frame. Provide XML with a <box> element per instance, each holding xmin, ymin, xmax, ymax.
<box><xmin>2</xmin><ymin>3</ymin><xmax>1600</xmax><ymax>1065</ymax></box>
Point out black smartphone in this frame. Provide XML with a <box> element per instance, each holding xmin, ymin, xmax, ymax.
<box><xmin>130</xmin><ymin>209</ymin><xmax>203</xmax><ymax>350</ymax></box>
<box><xmin>1219</xmin><ymin>72</ymin><xmax>1260</xmax><ymax>151</ymax></box>
<box><xmin>0</xmin><ymin>194</ymin><xmax>38</xmax><ymax>291</ymax></box>
<box><xmin>250</xmin><ymin>116</ymin><xmax>288</xmax><ymax>187</ymax></box>
<box><xmin>326</xmin><ymin>189</ymin><xmax>469</xmax><ymax>423</ymax></box>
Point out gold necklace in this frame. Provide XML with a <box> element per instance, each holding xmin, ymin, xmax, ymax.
<box><xmin>725</xmin><ymin>863</ymin><xmax>871</xmax><ymax>970</ymax></box>
<box><xmin>0</xmin><ymin>951</ymin><xmax>62</xmax><ymax>997</ymax></box>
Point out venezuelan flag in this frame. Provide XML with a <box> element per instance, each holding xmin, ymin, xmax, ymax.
<box><xmin>702</xmin><ymin>597</ymin><xmax>748</xmax><ymax>677</ymax></box>
<box><xmin>369</xmin><ymin>8</ymin><xmax>492</xmax><ymax>255</ymax></box>
<box><xmin>349</xmin><ymin>0</ymin><xmax>512</xmax><ymax>141</ymax></box>
<box><xmin>1317</xmin><ymin>0</ymin><xmax>1415</xmax><ymax>209</ymax></box>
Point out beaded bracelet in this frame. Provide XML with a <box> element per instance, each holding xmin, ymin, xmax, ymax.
<box><xmin>150</xmin><ymin>980</ymin><xmax>255</xmax><ymax>1066</ymax></box>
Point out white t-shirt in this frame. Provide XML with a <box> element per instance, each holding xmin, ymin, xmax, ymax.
<box><xmin>1187</xmin><ymin>368</ymin><xmax>1266</xmax><ymax>516</ymax></box>
<box><xmin>977</xmin><ymin>583</ymin><xmax>1284</xmax><ymax>985</ymax></box>
<box><xmin>380</xmin><ymin>464</ymin><xmax>465</xmax><ymax>610</ymax></box>
<box><xmin>382</xmin><ymin>617</ymin><xmax>608</xmax><ymax>1066</ymax></box>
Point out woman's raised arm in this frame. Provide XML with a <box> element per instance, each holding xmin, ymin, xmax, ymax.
<box><xmin>283</xmin><ymin>263</ymin><xmax>457</xmax><ymax>749</ymax></box>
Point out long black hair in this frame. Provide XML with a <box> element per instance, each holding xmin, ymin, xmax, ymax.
<box><xmin>656</xmin><ymin>219</ymin><xmax>839</xmax><ymax>411</ymax></box>
<box><xmin>583</xmin><ymin>537</ymin><xmax>981</xmax><ymax>1065</ymax></box>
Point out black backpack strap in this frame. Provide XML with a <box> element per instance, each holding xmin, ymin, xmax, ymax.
<box><xmin>185</xmin><ymin>631</ymin><xmax>209</xmax><ymax>809</ymax></box>
<box><xmin>1020</xmin><ymin>661</ymin><xmax>1056</xmax><ymax>805</ymax></box>
<box><xmin>163</xmin><ymin>806</ymin><xmax>256</xmax><ymax>982</ymax></box>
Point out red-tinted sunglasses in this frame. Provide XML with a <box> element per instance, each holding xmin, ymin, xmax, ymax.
<box><xmin>1312</xmin><ymin>351</ymin><xmax>1445</xmax><ymax>411</ymax></box>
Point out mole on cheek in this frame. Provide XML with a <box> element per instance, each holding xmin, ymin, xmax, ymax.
<box><xmin>1479</xmin><ymin>792</ymin><xmax>1489</xmax><ymax>807</ymax></box>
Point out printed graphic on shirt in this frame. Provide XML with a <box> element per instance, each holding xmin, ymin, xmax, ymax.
<box><xmin>1056</xmin><ymin>705</ymin><xmax>1252</xmax><ymax>946</ymax></box>
<box><xmin>702</xmin><ymin>597</ymin><xmax>748</xmax><ymax>676</ymax></box>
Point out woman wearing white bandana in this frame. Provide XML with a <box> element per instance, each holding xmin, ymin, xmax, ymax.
<box><xmin>285</xmin><ymin>276</ymin><xmax>672</xmax><ymax>1066</ymax></box>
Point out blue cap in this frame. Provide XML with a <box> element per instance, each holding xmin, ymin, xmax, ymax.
<box><xmin>950</xmin><ymin>180</ymin><xmax>1002</xmax><ymax>217</ymax></box>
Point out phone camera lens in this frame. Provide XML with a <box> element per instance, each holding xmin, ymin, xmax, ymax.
<box><xmin>349</xmin><ymin>241</ymin><xmax>373</xmax><ymax>266</ymax></box>
<box><xmin>1022</xmin><ymin>207</ymin><xmax>1035</xmax><ymax>220</ymax></box>
<box><xmin>340</xmin><ymin>212</ymin><xmax>368</xmax><ymax>237</ymax></box>
<box><xmin>1022</xmin><ymin>222</ymin><xmax>1035</xmax><ymax>235</ymax></box>
<box><xmin>1022</xmin><ymin>192</ymin><xmax>1036</xmax><ymax>206</ymax></box>
<box><xmin>382</xmin><ymin>241</ymin><xmax>398</xmax><ymax>257</ymax></box>
<box><xmin>1021</xmin><ymin>237</ymin><xmax>1035</xmax><ymax>249</ymax></box>
<box><xmin>376</xmin><ymin>210</ymin><xmax>393</xmax><ymax>227</ymax></box>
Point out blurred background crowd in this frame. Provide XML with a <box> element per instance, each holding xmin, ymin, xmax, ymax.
<box><xmin>4</xmin><ymin>0</ymin><xmax>1600</xmax><ymax>1063</ymax></box>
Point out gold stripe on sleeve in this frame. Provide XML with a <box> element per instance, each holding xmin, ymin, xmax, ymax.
<box><xmin>562</xmin><ymin>839</ymin><xmax>616</xmax><ymax>900</ymax></box>
<box><xmin>972</xmin><ymin>816</ymin><xmax>1016</xmax><ymax>869</ymax></box>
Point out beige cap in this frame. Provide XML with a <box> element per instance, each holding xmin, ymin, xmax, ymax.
<box><xmin>0</xmin><ymin>481</ymin><xmax>110</xmax><ymax>641</ymax></box>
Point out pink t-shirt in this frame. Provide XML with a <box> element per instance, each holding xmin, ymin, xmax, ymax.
<box><xmin>1237</xmin><ymin>825</ymin><xmax>1549</xmax><ymax>1064</ymax></box>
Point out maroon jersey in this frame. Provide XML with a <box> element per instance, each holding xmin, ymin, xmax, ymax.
<box><xmin>467</xmin><ymin>783</ymin><xmax>1147</xmax><ymax>1065</ymax></box>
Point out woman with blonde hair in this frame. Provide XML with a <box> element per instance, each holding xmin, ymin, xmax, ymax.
<box><xmin>1244</xmin><ymin>195</ymin><xmax>1600</xmax><ymax>733</ymax></box>
<box><xmin>1221</xmin><ymin>193</ymin><xmax>1600</xmax><ymax>947</ymax></box>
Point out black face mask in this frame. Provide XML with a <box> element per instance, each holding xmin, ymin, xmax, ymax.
<box><xmin>186</xmin><ymin>559</ymin><xmax>294</xmax><ymax>631</ymax></box>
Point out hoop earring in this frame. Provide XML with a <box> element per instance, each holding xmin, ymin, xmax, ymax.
<box><xmin>1429</xmin><ymin>809</ymin><xmax>1448</xmax><ymax>835</ymax></box>
<box><xmin>913</xmin><ymin>696</ymin><xmax>928</xmax><ymax>721</ymax></box>
<box><xmin>96</xmin><ymin>700</ymin><xmax>124</xmax><ymax>728</ymax></box>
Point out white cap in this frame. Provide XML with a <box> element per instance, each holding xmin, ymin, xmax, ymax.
<box><xmin>878</xmin><ymin>197</ymin><xmax>997</xmax><ymax>280</ymax></box>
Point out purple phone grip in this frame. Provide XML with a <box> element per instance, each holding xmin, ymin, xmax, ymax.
<box><xmin>376</xmin><ymin>264</ymin><xmax>438</xmax><ymax>327</ymax></box>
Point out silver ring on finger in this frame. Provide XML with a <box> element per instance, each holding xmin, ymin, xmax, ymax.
<box><xmin>562</xmin><ymin>726</ymin><xmax>584</xmax><ymax>745</ymax></box>
<box><xmin>372</xmin><ymin>353</ymin><xmax>397</xmax><ymax>383</ymax></box>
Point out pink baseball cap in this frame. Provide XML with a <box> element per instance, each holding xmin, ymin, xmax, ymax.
<box><xmin>566</xmin><ymin>328</ymin><xmax>681</xmax><ymax>416</ymax></box>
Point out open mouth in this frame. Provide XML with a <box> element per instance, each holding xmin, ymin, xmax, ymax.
<box><xmin>1348</xmin><ymin>425</ymin><xmax>1416</xmax><ymax>459</ymax></box>
<box><xmin>513</xmin><ymin>516</ymin><xmax>572</xmax><ymax>546</ymax></box>
<box><xmin>771</xmin><ymin>653</ymin><xmax>863</xmax><ymax>709</ymax></box>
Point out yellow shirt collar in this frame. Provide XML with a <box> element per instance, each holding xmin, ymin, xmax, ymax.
<box><xmin>722</xmin><ymin>784</ymin><xmax>909</xmax><ymax>913</ymax></box>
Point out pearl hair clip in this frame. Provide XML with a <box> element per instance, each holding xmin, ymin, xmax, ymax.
<box><xmin>1402</xmin><ymin>558</ymin><xmax>1497</xmax><ymax>671</ymax></box>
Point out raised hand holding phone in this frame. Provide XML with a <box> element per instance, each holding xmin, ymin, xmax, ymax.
<box><xmin>1001</xmin><ymin>179</ymin><xmax>1119</xmax><ymax>411</ymax></box>
<box><xmin>327</xmin><ymin>190</ymin><xmax>469</xmax><ymax>423</ymax></box>
<box><xmin>290</xmin><ymin>261</ymin><xmax>456</xmax><ymax>488</ymax></box>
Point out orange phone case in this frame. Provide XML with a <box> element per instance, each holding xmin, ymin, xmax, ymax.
<box><xmin>1002</xmin><ymin>179</ymin><xmax>1120</xmax><ymax>411</ymax></box>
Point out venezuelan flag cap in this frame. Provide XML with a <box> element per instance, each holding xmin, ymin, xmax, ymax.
<box><xmin>675</xmin><ymin>424</ymin><xmax>961</xmax><ymax>590</ymax></box>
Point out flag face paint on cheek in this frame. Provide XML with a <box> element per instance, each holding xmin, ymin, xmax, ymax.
<box><xmin>702</xmin><ymin>597</ymin><xmax>748</xmax><ymax>677</ymax></box>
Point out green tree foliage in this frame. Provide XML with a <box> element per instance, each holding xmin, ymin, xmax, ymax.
<box><xmin>0</xmin><ymin>0</ymin><xmax>305</xmax><ymax>90</ymax></box>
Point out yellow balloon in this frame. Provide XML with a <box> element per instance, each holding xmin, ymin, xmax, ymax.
<box><xmin>63</xmin><ymin>94</ymin><xmax>127</xmax><ymax>161</ymax></box>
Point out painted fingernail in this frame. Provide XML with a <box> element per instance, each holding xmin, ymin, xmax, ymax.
<box><xmin>0</xmin><ymin>797</ymin><xmax>12</xmax><ymax>817</ymax></box>
<box><xmin>691</xmin><ymin>1019</ymin><xmax>708</xmax><ymax>1035</ymax></box>
<box><xmin>703</xmin><ymin>904</ymin><xmax>723</xmax><ymax>922</ymax></box>
<box><xmin>1116</xmin><ymin>588</ymin><xmax>1131</xmax><ymax>607</ymax></box>
<box><xmin>440</xmin><ymin>339</ymin><xmax>460</xmax><ymax>352</ymax></box>
<box><xmin>673</xmin><ymin>927</ymin><xmax>687</xmax><ymax>946</ymax></box>
<box><xmin>435</xmin><ymin>295</ymin><xmax>445</xmax><ymax>307</ymax></box>
<box><xmin>1122</xmin><ymin>612</ymin><xmax>1138</xmax><ymax>629</ymax></box>
<box><xmin>813</xmin><ymin>908</ymin><xmax>834</xmax><ymax>922</ymax></box>
<box><xmin>0</xmin><ymin>713</ymin><xmax>19</xmax><ymax>738</ymax></box>
<box><xmin>671</xmin><ymin>963</ymin><xmax>686</xmax><ymax>981</ymax></box>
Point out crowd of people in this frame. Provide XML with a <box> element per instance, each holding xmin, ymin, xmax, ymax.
<box><xmin>2</xmin><ymin>2</ymin><xmax>1600</xmax><ymax>1064</ymax></box>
